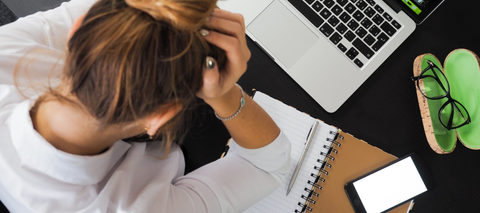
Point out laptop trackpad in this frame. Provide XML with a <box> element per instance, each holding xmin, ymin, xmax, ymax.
<box><xmin>247</xmin><ymin>0</ymin><xmax>318</xmax><ymax>68</ymax></box>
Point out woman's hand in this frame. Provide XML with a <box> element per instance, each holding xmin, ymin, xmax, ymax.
<box><xmin>196</xmin><ymin>9</ymin><xmax>280</xmax><ymax>149</ymax></box>
<box><xmin>196</xmin><ymin>9</ymin><xmax>251</xmax><ymax>106</ymax></box>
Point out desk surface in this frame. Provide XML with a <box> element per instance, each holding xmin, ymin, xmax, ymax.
<box><xmin>3</xmin><ymin>0</ymin><xmax>480</xmax><ymax>212</ymax></box>
<box><xmin>239</xmin><ymin>1</ymin><xmax>480</xmax><ymax>212</ymax></box>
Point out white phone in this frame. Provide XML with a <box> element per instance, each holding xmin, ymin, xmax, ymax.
<box><xmin>344</xmin><ymin>153</ymin><xmax>434</xmax><ymax>213</ymax></box>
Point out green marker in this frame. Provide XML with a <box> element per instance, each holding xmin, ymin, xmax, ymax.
<box><xmin>402</xmin><ymin>0</ymin><xmax>422</xmax><ymax>15</ymax></box>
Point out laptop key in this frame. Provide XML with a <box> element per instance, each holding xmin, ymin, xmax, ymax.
<box><xmin>352</xmin><ymin>11</ymin><xmax>365</xmax><ymax>21</ymax></box>
<box><xmin>350</xmin><ymin>0</ymin><xmax>358</xmax><ymax>3</ymax></box>
<box><xmin>306</xmin><ymin>0</ymin><xmax>316</xmax><ymax>4</ymax></box>
<box><xmin>288</xmin><ymin>0</ymin><xmax>324</xmax><ymax>27</ymax></box>
<box><xmin>355</xmin><ymin>27</ymin><xmax>367</xmax><ymax>38</ymax></box>
<box><xmin>369</xmin><ymin>25</ymin><xmax>381</xmax><ymax>36</ymax></box>
<box><xmin>372</xmin><ymin>14</ymin><xmax>384</xmax><ymax>25</ymax></box>
<box><xmin>353</xmin><ymin>38</ymin><xmax>374</xmax><ymax>59</ymax></box>
<box><xmin>332</xmin><ymin>5</ymin><xmax>343</xmax><ymax>15</ymax></box>
<box><xmin>312</xmin><ymin>1</ymin><xmax>324</xmax><ymax>12</ymax></box>
<box><xmin>374</xmin><ymin>5</ymin><xmax>384</xmax><ymax>13</ymax></box>
<box><xmin>392</xmin><ymin>20</ymin><xmax>402</xmax><ymax>29</ymax></box>
<box><xmin>365</xmin><ymin>0</ymin><xmax>375</xmax><ymax>6</ymax></box>
<box><xmin>336</xmin><ymin>23</ymin><xmax>348</xmax><ymax>34</ymax></box>
<box><xmin>372</xmin><ymin>41</ymin><xmax>385</xmax><ymax>52</ymax></box>
<box><xmin>338</xmin><ymin>43</ymin><xmax>347</xmax><ymax>52</ymax></box>
<box><xmin>330</xmin><ymin>32</ymin><xmax>343</xmax><ymax>44</ymax></box>
<box><xmin>328</xmin><ymin>16</ymin><xmax>340</xmax><ymax>27</ymax></box>
<box><xmin>345</xmin><ymin>3</ymin><xmax>357</xmax><ymax>14</ymax></box>
<box><xmin>364</xmin><ymin>34</ymin><xmax>376</xmax><ymax>45</ymax></box>
<box><xmin>354</xmin><ymin>59</ymin><xmax>364</xmax><ymax>68</ymax></box>
<box><xmin>320</xmin><ymin>8</ymin><xmax>333</xmax><ymax>19</ymax></box>
<box><xmin>377</xmin><ymin>32</ymin><xmax>389</xmax><ymax>43</ymax></box>
<box><xmin>319</xmin><ymin>23</ymin><xmax>335</xmax><ymax>37</ymax></box>
<box><xmin>372</xmin><ymin>41</ymin><xmax>384</xmax><ymax>51</ymax></box>
<box><xmin>364</xmin><ymin>7</ymin><xmax>376</xmax><ymax>17</ymax></box>
<box><xmin>344</xmin><ymin>30</ymin><xmax>356</xmax><ymax>41</ymax></box>
<box><xmin>355</xmin><ymin>0</ymin><xmax>368</xmax><ymax>10</ymax></box>
<box><xmin>361</xmin><ymin>18</ymin><xmax>373</xmax><ymax>29</ymax></box>
<box><xmin>346</xmin><ymin>47</ymin><xmax>359</xmax><ymax>60</ymax></box>
<box><xmin>339</xmin><ymin>12</ymin><xmax>352</xmax><ymax>23</ymax></box>
<box><xmin>347</xmin><ymin>19</ymin><xmax>360</xmax><ymax>30</ymax></box>
<box><xmin>323</xmin><ymin>0</ymin><xmax>336</xmax><ymax>8</ymax></box>
<box><xmin>336</xmin><ymin>0</ymin><xmax>348</xmax><ymax>6</ymax></box>
<box><xmin>372</xmin><ymin>32</ymin><xmax>389</xmax><ymax>51</ymax></box>
<box><xmin>380</xmin><ymin>22</ymin><xmax>396</xmax><ymax>36</ymax></box>
<box><xmin>383</xmin><ymin>13</ymin><xmax>393</xmax><ymax>21</ymax></box>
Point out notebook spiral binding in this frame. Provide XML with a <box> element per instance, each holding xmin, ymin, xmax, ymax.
<box><xmin>294</xmin><ymin>130</ymin><xmax>344</xmax><ymax>213</ymax></box>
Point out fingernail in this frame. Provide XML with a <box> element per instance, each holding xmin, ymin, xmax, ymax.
<box><xmin>199</xmin><ymin>29</ymin><xmax>210</xmax><ymax>37</ymax></box>
<box><xmin>206</xmin><ymin>56</ymin><xmax>215</xmax><ymax>70</ymax></box>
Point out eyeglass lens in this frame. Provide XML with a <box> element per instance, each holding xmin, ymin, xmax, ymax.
<box><xmin>417</xmin><ymin>61</ymin><xmax>450</xmax><ymax>100</ymax></box>
<box><xmin>439</xmin><ymin>100</ymin><xmax>470</xmax><ymax>130</ymax></box>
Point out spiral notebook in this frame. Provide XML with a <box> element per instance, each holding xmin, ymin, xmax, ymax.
<box><xmin>245</xmin><ymin>91</ymin><xmax>414</xmax><ymax>213</ymax></box>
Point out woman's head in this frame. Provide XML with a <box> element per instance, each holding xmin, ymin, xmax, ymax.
<box><xmin>62</xmin><ymin>0</ymin><xmax>226</xmax><ymax>152</ymax></box>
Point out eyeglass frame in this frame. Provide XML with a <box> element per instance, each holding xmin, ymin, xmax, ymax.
<box><xmin>411</xmin><ymin>60</ymin><xmax>471</xmax><ymax>130</ymax></box>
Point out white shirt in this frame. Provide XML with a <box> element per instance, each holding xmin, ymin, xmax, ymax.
<box><xmin>0</xmin><ymin>1</ymin><xmax>292</xmax><ymax>212</ymax></box>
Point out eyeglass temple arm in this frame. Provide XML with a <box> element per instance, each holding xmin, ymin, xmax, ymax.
<box><xmin>411</xmin><ymin>60</ymin><xmax>435</xmax><ymax>81</ymax></box>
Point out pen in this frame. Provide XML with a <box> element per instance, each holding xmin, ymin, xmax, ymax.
<box><xmin>286</xmin><ymin>120</ymin><xmax>319</xmax><ymax>196</ymax></box>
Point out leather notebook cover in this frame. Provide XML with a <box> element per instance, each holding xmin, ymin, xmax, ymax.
<box><xmin>307</xmin><ymin>130</ymin><xmax>412</xmax><ymax>213</ymax></box>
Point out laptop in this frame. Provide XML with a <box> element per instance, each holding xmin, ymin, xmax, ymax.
<box><xmin>217</xmin><ymin>0</ymin><xmax>443</xmax><ymax>112</ymax></box>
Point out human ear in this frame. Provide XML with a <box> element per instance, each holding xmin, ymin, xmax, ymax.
<box><xmin>68</xmin><ymin>14</ymin><xmax>86</xmax><ymax>40</ymax></box>
<box><xmin>145</xmin><ymin>103</ymin><xmax>183</xmax><ymax>137</ymax></box>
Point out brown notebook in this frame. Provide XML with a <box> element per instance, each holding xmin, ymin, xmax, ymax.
<box><xmin>243</xmin><ymin>91</ymin><xmax>413</xmax><ymax>213</ymax></box>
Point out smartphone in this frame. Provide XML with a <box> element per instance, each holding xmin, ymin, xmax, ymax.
<box><xmin>344</xmin><ymin>153</ymin><xmax>434</xmax><ymax>213</ymax></box>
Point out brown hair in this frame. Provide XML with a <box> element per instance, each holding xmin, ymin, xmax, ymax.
<box><xmin>49</xmin><ymin>0</ymin><xmax>226</xmax><ymax>155</ymax></box>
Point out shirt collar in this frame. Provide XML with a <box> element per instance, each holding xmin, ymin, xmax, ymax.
<box><xmin>6</xmin><ymin>99</ymin><xmax>132</xmax><ymax>185</ymax></box>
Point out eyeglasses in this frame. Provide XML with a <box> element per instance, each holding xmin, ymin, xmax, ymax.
<box><xmin>411</xmin><ymin>60</ymin><xmax>471</xmax><ymax>130</ymax></box>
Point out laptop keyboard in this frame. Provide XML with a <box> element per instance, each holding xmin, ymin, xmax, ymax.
<box><xmin>288</xmin><ymin>0</ymin><xmax>402</xmax><ymax>68</ymax></box>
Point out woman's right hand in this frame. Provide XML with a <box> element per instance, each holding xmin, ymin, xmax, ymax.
<box><xmin>196</xmin><ymin>8</ymin><xmax>251</xmax><ymax>107</ymax></box>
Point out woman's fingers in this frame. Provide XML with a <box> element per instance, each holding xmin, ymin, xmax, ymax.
<box><xmin>203</xmin><ymin>30</ymin><xmax>246</xmax><ymax>74</ymax></box>
<box><xmin>205</xmin><ymin>16</ymin><xmax>250</xmax><ymax>60</ymax></box>
<box><xmin>211</xmin><ymin>8</ymin><xmax>245</xmax><ymax>30</ymax></box>
<box><xmin>206</xmin><ymin>17</ymin><xmax>242</xmax><ymax>38</ymax></box>
<box><xmin>206</xmin><ymin>9</ymin><xmax>251</xmax><ymax>60</ymax></box>
<box><xmin>197</xmin><ymin>57</ymin><xmax>221</xmax><ymax>99</ymax></box>
<box><xmin>197</xmin><ymin>9</ymin><xmax>251</xmax><ymax>101</ymax></box>
<box><xmin>198</xmin><ymin>31</ymin><xmax>246</xmax><ymax>100</ymax></box>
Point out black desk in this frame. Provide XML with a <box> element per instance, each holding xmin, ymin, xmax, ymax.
<box><xmin>238</xmin><ymin>1</ymin><xmax>480</xmax><ymax>212</ymax></box>
<box><xmin>3</xmin><ymin>0</ymin><xmax>480</xmax><ymax>212</ymax></box>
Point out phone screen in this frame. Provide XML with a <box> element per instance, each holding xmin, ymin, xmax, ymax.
<box><xmin>394</xmin><ymin>0</ymin><xmax>444</xmax><ymax>24</ymax></box>
<box><xmin>351</xmin><ymin>156</ymin><xmax>428</xmax><ymax>213</ymax></box>
<box><xmin>400</xmin><ymin>0</ymin><xmax>424</xmax><ymax>15</ymax></box>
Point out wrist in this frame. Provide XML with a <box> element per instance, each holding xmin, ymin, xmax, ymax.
<box><xmin>203</xmin><ymin>86</ymin><xmax>238</xmax><ymax>106</ymax></box>
<box><xmin>206</xmin><ymin>84</ymin><xmax>245</xmax><ymax>120</ymax></box>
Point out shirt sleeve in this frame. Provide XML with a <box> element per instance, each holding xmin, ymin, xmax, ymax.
<box><xmin>0</xmin><ymin>0</ymin><xmax>97</xmax><ymax>86</ymax></box>
<box><xmin>171</xmin><ymin>130</ymin><xmax>292</xmax><ymax>213</ymax></box>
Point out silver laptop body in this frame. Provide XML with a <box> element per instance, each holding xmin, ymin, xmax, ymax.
<box><xmin>218</xmin><ymin>0</ymin><xmax>416</xmax><ymax>112</ymax></box>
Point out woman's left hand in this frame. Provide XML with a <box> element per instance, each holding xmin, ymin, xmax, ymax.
<box><xmin>196</xmin><ymin>8</ymin><xmax>251</xmax><ymax>105</ymax></box>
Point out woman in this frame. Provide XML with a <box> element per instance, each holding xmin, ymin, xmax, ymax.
<box><xmin>0</xmin><ymin>0</ymin><xmax>291</xmax><ymax>212</ymax></box>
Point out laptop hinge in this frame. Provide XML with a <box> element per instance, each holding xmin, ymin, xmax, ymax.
<box><xmin>382</xmin><ymin>0</ymin><xmax>402</xmax><ymax>13</ymax></box>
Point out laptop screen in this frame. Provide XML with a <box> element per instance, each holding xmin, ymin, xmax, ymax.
<box><xmin>395</xmin><ymin>0</ymin><xmax>444</xmax><ymax>24</ymax></box>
